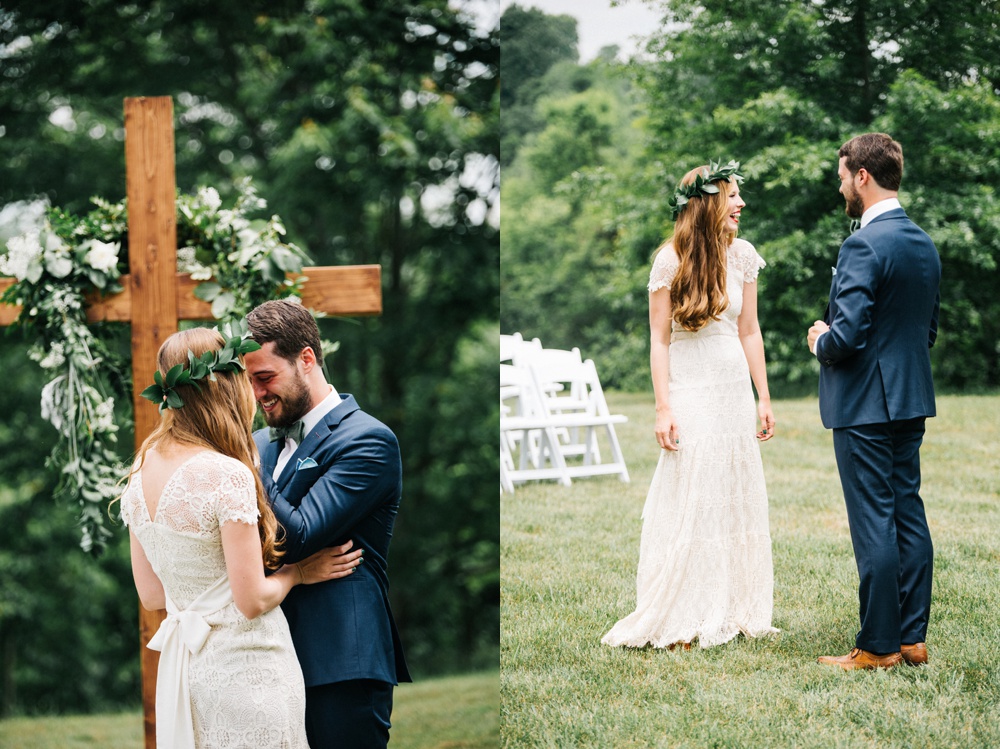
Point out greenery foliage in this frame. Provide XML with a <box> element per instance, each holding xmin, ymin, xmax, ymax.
<box><xmin>498</xmin><ymin>4</ymin><xmax>578</xmax><ymax>165</ymax></box>
<box><xmin>502</xmin><ymin>393</ymin><xmax>1000</xmax><ymax>747</ymax></box>
<box><xmin>500</xmin><ymin>0</ymin><xmax>1000</xmax><ymax>393</ymax></box>
<box><xmin>0</xmin><ymin>0</ymin><xmax>497</xmax><ymax>714</ymax></box>
<box><xmin>0</xmin><ymin>343</ymin><xmax>139</xmax><ymax>716</ymax></box>
<box><xmin>0</xmin><ymin>182</ymin><xmax>305</xmax><ymax>553</ymax></box>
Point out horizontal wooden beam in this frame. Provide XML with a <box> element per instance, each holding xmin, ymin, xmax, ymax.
<box><xmin>0</xmin><ymin>265</ymin><xmax>382</xmax><ymax>327</ymax></box>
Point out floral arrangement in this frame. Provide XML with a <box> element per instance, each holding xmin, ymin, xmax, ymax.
<box><xmin>0</xmin><ymin>179</ymin><xmax>309</xmax><ymax>553</ymax></box>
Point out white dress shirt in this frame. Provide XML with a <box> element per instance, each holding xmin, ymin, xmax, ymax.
<box><xmin>273</xmin><ymin>384</ymin><xmax>341</xmax><ymax>480</ymax></box>
<box><xmin>812</xmin><ymin>198</ymin><xmax>902</xmax><ymax>356</ymax></box>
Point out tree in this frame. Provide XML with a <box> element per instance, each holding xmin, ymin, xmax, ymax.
<box><xmin>500</xmin><ymin>45</ymin><xmax>655</xmax><ymax>388</ymax></box>
<box><xmin>499</xmin><ymin>3</ymin><xmax>579</xmax><ymax>163</ymax></box>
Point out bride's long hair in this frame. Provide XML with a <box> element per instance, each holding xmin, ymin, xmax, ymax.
<box><xmin>655</xmin><ymin>166</ymin><xmax>738</xmax><ymax>332</ymax></box>
<box><xmin>128</xmin><ymin>327</ymin><xmax>284</xmax><ymax>569</ymax></box>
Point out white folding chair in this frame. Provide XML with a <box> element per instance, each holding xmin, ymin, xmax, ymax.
<box><xmin>500</xmin><ymin>429</ymin><xmax>516</xmax><ymax>494</ymax></box>
<box><xmin>504</xmin><ymin>334</ymin><xmax>542</xmax><ymax>365</ymax></box>
<box><xmin>526</xmin><ymin>357</ymin><xmax>630</xmax><ymax>483</ymax></box>
<box><xmin>515</xmin><ymin>346</ymin><xmax>599</xmax><ymax>460</ymax></box>
<box><xmin>500</xmin><ymin>364</ymin><xmax>571</xmax><ymax>487</ymax></box>
<box><xmin>500</xmin><ymin>332</ymin><xmax>522</xmax><ymax>363</ymax></box>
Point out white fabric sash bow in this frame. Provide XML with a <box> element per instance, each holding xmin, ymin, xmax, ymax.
<box><xmin>147</xmin><ymin>574</ymin><xmax>234</xmax><ymax>749</ymax></box>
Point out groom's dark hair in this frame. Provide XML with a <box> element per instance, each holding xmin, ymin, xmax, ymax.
<box><xmin>839</xmin><ymin>133</ymin><xmax>903</xmax><ymax>191</ymax></box>
<box><xmin>247</xmin><ymin>299</ymin><xmax>323</xmax><ymax>364</ymax></box>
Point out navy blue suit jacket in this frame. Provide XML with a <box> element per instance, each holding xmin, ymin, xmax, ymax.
<box><xmin>817</xmin><ymin>208</ymin><xmax>941</xmax><ymax>429</ymax></box>
<box><xmin>253</xmin><ymin>394</ymin><xmax>411</xmax><ymax>687</ymax></box>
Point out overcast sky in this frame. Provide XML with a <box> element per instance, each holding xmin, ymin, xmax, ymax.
<box><xmin>499</xmin><ymin>0</ymin><xmax>662</xmax><ymax>62</ymax></box>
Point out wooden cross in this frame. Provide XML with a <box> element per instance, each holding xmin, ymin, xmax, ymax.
<box><xmin>0</xmin><ymin>97</ymin><xmax>382</xmax><ymax>748</ymax></box>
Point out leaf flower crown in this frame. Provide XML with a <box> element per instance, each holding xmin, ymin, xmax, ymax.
<box><xmin>140</xmin><ymin>318</ymin><xmax>262</xmax><ymax>413</ymax></box>
<box><xmin>668</xmin><ymin>159</ymin><xmax>744</xmax><ymax>220</ymax></box>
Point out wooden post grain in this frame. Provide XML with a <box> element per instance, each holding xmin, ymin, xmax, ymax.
<box><xmin>124</xmin><ymin>95</ymin><xmax>176</xmax><ymax>749</ymax></box>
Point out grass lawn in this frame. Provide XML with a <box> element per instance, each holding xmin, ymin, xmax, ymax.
<box><xmin>0</xmin><ymin>670</ymin><xmax>498</xmax><ymax>749</ymax></box>
<box><xmin>501</xmin><ymin>392</ymin><xmax>1000</xmax><ymax>748</ymax></box>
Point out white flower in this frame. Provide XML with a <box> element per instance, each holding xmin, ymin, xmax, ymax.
<box><xmin>43</xmin><ymin>240</ymin><xmax>74</xmax><ymax>278</ymax></box>
<box><xmin>30</xmin><ymin>341</ymin><xmax>67</xmax><ymax>370</ymax></box>
<box><xmin>198</xmin><ymin>186</ymin><xmax>222</xmax><ymax>213</ymax></box>
<box><xmin>177</xmin><ymin>245</ymin><xmax>215</xmax><ymax>280</ymax></box>
<box><xmin>1</xmin><ymin>231</ymin><xmax>44</xmax><ymax>282</ymax></box>
<box><xmin>84</xmin><ymin>239</ymin><xmax>120</xmax><ymax>273</ymax></box>
<box><xmin>231</xmin><ymin>228</ymin><xmax>265</xmax><ymax>266</ymax></box>
<box><xmin>92</xmin><ymin>396</ymin><xmax>117</xmax><ymax>433</ymax></box>
<box><xmin>0</xmin><ymin>198</ymin><xmax>48</xmax><ymax>249</ymax></box>
<box><xmin>37</xmin><ymin>228</ymin><xmax>73</xmax><ymax>277</ymax></box>
<box><xmin>176</xmin><ymin>246</ymin><xmax>198</xmax><ymax>271</ymax></box>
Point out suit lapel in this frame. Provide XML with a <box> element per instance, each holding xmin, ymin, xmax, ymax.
<box><xmin>274</xmin><ymin>394</ymin><xmax>361</xmax><ymax>492</ymax></box>
<box><xmin>260</xmin><ymin>437</ymin><xmax>280</xmax><ymax>479</ymax></box>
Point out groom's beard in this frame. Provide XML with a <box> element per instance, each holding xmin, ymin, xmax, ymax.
<box><xmin>843</xmin><ymin>186</ymin><xmax>864</xmax><ymax>220</ymax></box>
<box><xmin>262</xmin><ymin>371</ymin><xmax>312</xmax><ymax>428</ymax></box>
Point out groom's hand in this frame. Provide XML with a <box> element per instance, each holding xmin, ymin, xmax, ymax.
<box><xmin>808</xmin><ymin>320</ymin><xmax>830</xmax><ymax>354</ymax></box>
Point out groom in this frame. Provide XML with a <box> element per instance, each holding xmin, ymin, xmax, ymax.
<box><xmin>245</xmin><ymin>299</ymin><xmax>411</xmax><ymax>747</ymax></box>
<box><xmin>807</xmin><ymin>133</ymin><xmax>941</xmax><ymax>671</ymax></box>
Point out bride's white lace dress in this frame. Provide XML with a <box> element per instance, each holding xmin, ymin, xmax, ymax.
<box><xmin>121</xmin><ymin>451</ymin><xmax>309</xmax><ymax>748</ymax></box>
<box><xmin>602</xmin><ymin>238</ymin><xmax>777</xmax><ymax>649</ymax></box>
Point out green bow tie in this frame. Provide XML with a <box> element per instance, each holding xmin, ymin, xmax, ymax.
<box><xmin>269</xmin><ymin>420</ymin><xmax>305</xmax><ymax>444</ymax></box>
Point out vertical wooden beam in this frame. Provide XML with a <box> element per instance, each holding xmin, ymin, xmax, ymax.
<box><xmin>124</xmin><ymin>95</ymin><xmax>177</xmax><ymax>749</ymax></box>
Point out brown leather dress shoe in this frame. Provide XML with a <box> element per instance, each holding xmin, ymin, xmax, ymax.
<box><xmin>900</xmin><ymin>643</ymin><xmax>928</xmax><ymax>665</ymax></box>
<box><xmin>817</xmin><ymin>648</ymin><xmax>903</xmax><ymax>670</ymax></box>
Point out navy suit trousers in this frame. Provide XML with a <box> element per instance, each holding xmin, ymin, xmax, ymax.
<box><xmin>832</xmin><ymin>418</ymin><xmax>933</xmax><ymax>653</ymax></box>
<box><xmin>305</xmin><ymin>679</ymin><xmax>393</xmax><ymax>749</ymax></box>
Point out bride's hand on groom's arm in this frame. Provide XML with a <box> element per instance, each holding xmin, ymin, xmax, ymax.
<box><xmin>293</xmin><ymin>540</ymin><xmax>364</xmax><ymax>585</ymax></box>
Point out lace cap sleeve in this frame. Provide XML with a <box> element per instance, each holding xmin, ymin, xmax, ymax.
<box><xmin>118</xmin><ymin>459</ymin><xmax>143</xmax><ymax>528</ymax></box>
<box><xmin>735</xmin><ymin>239</ymin><xmax>766</xmax><ymax>283</ymax></box>
<box><xmin>119</xmin><ymin>483</ymin><xmax>134</xmax><ymax>528</ymax></box>
<box><xmin>648</xmin><ymin>245</ymin><xmax>680</xmax><ymax>292</ymax></box>
<box><xmin>215</xmin><ymin>458</ymin><xmax>260</xmax><ymax>527</ymax></box>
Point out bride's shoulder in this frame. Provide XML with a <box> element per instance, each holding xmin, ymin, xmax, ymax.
<box><xmin>730</xmin><ymin>237</ymin><xmax>766</xmax><ymax>280</ymax></box>
<box><xmin>648</xmin><ymin>242</ymin><xmax>679</xmax><ymax>292</ymax></box>
<box><xmin>652</xmin><ymin>241</ymin><xmax>678</xmax><ymax>260</ymax></box>
<box><xmin>191</xmin><ymin>451</ymin><xmax>252</xmax><ymax>481</ymax></box>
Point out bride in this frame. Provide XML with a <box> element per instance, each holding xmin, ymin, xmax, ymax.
<box><xmin>119</xmin><ymin>327</ymin><xmax>360</xmax><ymax>748</ymax></box>
<box><xmin>602</xmin><ymin>161</ymin><xmax>778</xmax><ymax>650</ymax></box>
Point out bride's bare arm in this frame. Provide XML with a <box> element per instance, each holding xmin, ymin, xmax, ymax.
<box><xmin>222</xmin><ymin>522</ymin><xmax>362</xmax><ymax>620</ymax></box>
<box><xmin>737</xmin><ymin>279</ymin><xmax>775</xmax><ymax>441</ymax></box>
<box><xmin>650</xmin><ymin>286</ymin><xmax>680</xmax><ymax>451</ymax></box>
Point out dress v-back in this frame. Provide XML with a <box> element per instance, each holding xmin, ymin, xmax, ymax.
<box><xmin>602</xmin><ymin>238</ymin><xmax>777</xmax><ymax>648</ymax></box>
<box><xmin>121</xmin><ymin>451</ymin><xmax>309</xmax><ymax>748</ymax></box>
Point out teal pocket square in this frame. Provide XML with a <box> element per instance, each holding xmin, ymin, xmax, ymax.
<box><xmin>296</xmin><ymin>457</ymin><xmax>318</xmax><ymax>470</ymax></box>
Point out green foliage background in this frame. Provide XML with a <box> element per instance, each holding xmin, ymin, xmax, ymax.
<box><xmin>0</xmin><ymin>0</ymin><xmax>498</xmax><ymax>715</ymax></box>
<box><xmin>500</xmin><ymin>0</ymin><xmax>1000</xmax><ymax>394</ymax></box>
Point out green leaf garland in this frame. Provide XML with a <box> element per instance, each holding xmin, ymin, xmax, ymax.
<box><xmin>0</xmin><ymin>178</ymin><xmax>310</xmax><ymax>554</ymax></box>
